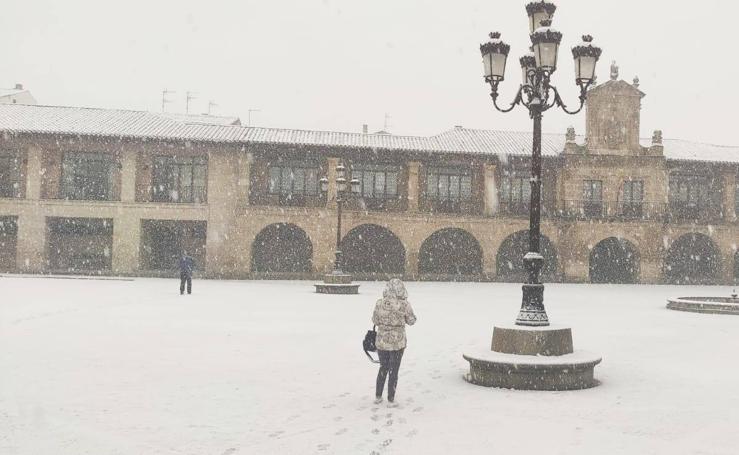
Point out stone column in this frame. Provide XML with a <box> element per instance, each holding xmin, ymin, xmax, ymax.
<box><xmin>639</xmin><ymin>258</ymin><xmax>663</xmax><ymax>284</ymax></box>
<box><xmin>326</xmin><ymin>158</ymin><xmax>339</xmax><ymax>208</ymax></box>
<box><xmin>112</xmin><ymin>215</ymin><xmax>140</xmax><ymax>275</ymax></box>
<box><xmin>724</xmin><ymin>172</ymin><xmax>737</xmax><ymax>221</ymax></box>
<box><xmin>407</xmin><ymin>161</ymin><xmax>420</xmax><ymax>213</ymax></box>
<box><xmin>119</xmin><ymin>149</ymin><xmax>137</xmax><ymax>203</ymax></box>
<box><xmin>237</xmin><ymin>152</ymin><xmax>251</xmax><ymax>204</ymax></box>
<box><xmin>206</xmin><ymin>151</ymin><xmax>239</xmax><ymax>278</ymax></box>
<box><xmin>16</xmin><ymin>145</ymin><xmax>46</xmax><ymax>272</ymax></box>
<box><xmin>483</xmin><ymin>163</ymin><xmax>498</xmax><ymax>216</ymax></box>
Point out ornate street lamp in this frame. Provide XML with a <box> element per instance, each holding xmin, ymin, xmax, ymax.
<box><xmin>479</xmin><ymin>7</ymin><xmax>601</xmax><ymax>326</ymax></box>
<box><xmin>315</xmin><ymin>163</ymin><xmax>361</xmax><ymax>294</ymax></box>
<box><xmin>464</xmin><ymin>1</ymin><xmax>603</xmax><ymax>390</ymax></box>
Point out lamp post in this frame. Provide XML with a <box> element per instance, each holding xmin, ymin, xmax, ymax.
<box><xmin>463</xmin><ymin>1</ymin><xmax>603</xmax><ymax>390</ymax></box>
<box><xmin>480</xmin><ymin>1</ymin><xmax>601</xmax><ymax>326</ymax></box>
<box><xmin>314</xmin><ymin>163</ymin><xmax>361</xmax><ymax>294</ymax></box>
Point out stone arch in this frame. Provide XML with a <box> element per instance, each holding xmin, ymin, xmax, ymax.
<box><xmin>496</xmin><ymin>230</ymin><xmax>558</xmax><ymax>282</ymax></box>
<box><xmin>589</xmin><ymin>237</ymin><xmax>640</xmax><ymax>284</ymax></box>
<box><xmin>664</xmin><ymin>233</ymin><xmax>720</xmax><ymax>284</ymax></box>
<box><xmin>418</xmin><ymin>228</ymin><xmax>483</xmax><ymax>277</ymax></box>
<box><xmin>341</xmin><ymin>224</ymin><xmax>405</xmax><ymax>277</ymax></box>
<box><xmin>251</xmin><ymin>223</ymin><xmax>313</xmax><ymax>274</ymax></box>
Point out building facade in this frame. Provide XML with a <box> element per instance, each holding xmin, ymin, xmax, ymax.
<box><xmin>0</xmin><ymin>77</ymin><xmax>737</xmax><ymax>284</ymax></box>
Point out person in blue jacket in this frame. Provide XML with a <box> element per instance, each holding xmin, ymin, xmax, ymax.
<box><xmin>179</xmin><ymin>251</ymin><xmax>195</xmax><ymax>295</ymax></box>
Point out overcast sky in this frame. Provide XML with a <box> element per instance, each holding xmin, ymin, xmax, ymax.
<box><xmin>1</xmin><ymin>0</ymin><xmax>736</xmax><ymax>145</ymax></box>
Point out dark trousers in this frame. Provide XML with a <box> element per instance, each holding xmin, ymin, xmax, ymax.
<box><xmin>376</xmin><ymin>348</ymin><xmax>405</xmax><ymax>401</ymax></box>
<box><xmin>180</xmin><ymin>272</ymin><xmax>192</xmax><ymax>294</ymax></box>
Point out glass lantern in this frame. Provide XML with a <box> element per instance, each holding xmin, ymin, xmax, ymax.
<box><xmin>530</xmin><ymin>20</ymin><xmax>562</xmax><ymax>72</ymax></box>
<box><xmin>572</xmin><ymin>35</ymin><xmax>602</xmax><ymax>84</ymax></box>
<box><xmin>525</xmin><ymin>1</ymin><xmax>556</xmax><ymax>34</ymax></box>
<box><xmin>480</xmin><ymin>32</ymin><xmax>511</xmax><ymax>82</ymax></box>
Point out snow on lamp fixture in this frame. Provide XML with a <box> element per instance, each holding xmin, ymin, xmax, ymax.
<box><xmin>572</xmin><ymin>35</ymin><xmax>602</xmax><ymax>85</ymax></box>
<box><xmin>526</xmin><ymin>1</ymin><xmax>557</xmax><ymax>34</ymax></box>
<box><xmin>480</xmin><ymin>32</ymin><xmax>511</xmax><ymax>83</ymax></box>
<box><xmin>530</xmin><ymin>19</ymin><xmax>562</xmax><ymax>72</ymax></box>
<box><xmin>520</xmin><ymin>50</ymin><xmax>537</xmax><ymax>86</ymax></box>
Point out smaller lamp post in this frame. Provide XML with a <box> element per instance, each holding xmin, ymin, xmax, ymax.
<box><xmin>314</xmin><ymin>163</ymin><xmax>361</xmax><ymax>294</ymax></box>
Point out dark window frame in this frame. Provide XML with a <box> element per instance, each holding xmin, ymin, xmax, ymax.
<box><xmin>0</xmin><ymin>151</ymin><xmax>21</xmax><ymax>198</ymax></box>
<box><xmin>152</xmin><ymin>155</ymin><xmax>208</xmax><ymax>204</ymax></box>
<box><xmin>267</xmin><ymin>162</ymin><xmax>320</xmax><ymax>200</ymax></box>
<box><xmin>425</xmin><ymin>166</ymin><xmax>473</xmax><ymax>202</ymax></box>
<box><xmin>60</xmin><ymin>152</ymin><xmax>114</xmax><ymax>201</ymax></box>
<box><xmin>352</xmin><ymin>163</ymin><xmax>400</xmax><ymax>200</ymax></box>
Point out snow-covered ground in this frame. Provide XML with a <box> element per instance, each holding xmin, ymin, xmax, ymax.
<box><xmin>1</xmin><ymin>277</ymin><xmax>738</xmax><ymax>455</ymax></box>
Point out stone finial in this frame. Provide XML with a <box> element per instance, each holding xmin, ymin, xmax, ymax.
<box><xmin>566</xmin><ymin>126</ymin><xmax>576</xmax><ymax>143</ymax></box>
<box><xmin>633</xmin><ymin>76</ymin><xmax>640</xmax><ymax>88</ymax></box>
<box><xmin>652</xmin><ymin>129</ymin><xmax>663</xmax><ymax>145</ymax></box>
<box><xmin>610</xmin><ymin>61</ymin><xmax>619</xmax><ymax>81</ymax></box>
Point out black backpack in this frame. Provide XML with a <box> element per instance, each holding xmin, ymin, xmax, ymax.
<box><xmin>363</xmin><ymin>326</ymin><xmax>380</xmax><ymax>363</ymax></box>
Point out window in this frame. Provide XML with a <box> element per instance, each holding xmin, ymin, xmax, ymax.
<box><xmin>353</xmin><ymin>164</ymin><xmax>399</xmax><ymax>200</ymax></box>
<box><xmin>622</xmin><ymin>180</ymin><xmax>644</xmax><ymax>218</ymax></box>
<box><xmin>152</xmin><ymin>156</ymin><xmax>207</xmax><ymax>203</ymax></box>
<box><xmin>0</xmin><ymin>152</ymin><xmax>21</xmax><ymax>198</ymax></box>
<box><xmin>426</xmin><ymin>167</ymin><xmax>472</xmax><ymax>201</ymax></box>
<box><xmin>267</xmin><ymin>163</ymin><xmax>319</xmax><ymax>205</ymax></box>
<box><xmin>500</xmin><ymin>175</ymin><xmax>531</xmax><ymax>214</ymax></box>
<box><xmin>669</xmin><ymin>175</ymin><xmax>709</xmax><ymax>219</ymax></box>
<box><xmin>61</xmin><ymin>152</ymin><xmax>113</xmax><ymax>201</ymax></box>
<box><xmin>582</xmin><ymin>180</ymin><xmax>603</xmax><ymax>218</ymax></box>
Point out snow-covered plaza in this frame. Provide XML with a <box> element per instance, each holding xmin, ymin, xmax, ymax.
<box><xmin>2</xmin><ymin>276</ymin><xmax>738</xmax><ymax>454</ymax></box>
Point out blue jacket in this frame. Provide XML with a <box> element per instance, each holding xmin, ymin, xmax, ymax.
<box><xmin>179</xmin><ymin>255</ymin><xmax>195</xmax><ymax>277</ymax></box>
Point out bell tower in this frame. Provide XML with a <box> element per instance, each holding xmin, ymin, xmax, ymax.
<box><xmin>585</xmin><ymin>61</ymin><xmax>645</xmax><ymax>154</ymax></box>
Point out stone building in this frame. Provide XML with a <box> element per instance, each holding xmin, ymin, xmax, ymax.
<box><xmin>0</xmin><ymin>76</ymin><xmax>737</xmax><ymax>284</ymax></box>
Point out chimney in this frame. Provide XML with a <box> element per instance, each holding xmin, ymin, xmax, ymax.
<box><xmin>362</xmin><ymin>124</ymin><xmax>368</xmax><ymax>134</ymax></box>
<box><xmin>454</xmin><ymin>125</ymin><xmax>463</xmax><ymax>130</ymax></box>
<box><xmin>14</xmin><ymin>83</ymin><xmax>23</xmax><ymax>90</ymax></box>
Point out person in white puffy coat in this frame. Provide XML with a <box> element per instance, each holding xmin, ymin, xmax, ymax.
<box><xmin>372</xmin><ymin>278</ymin><xmax>416</xmax><ymax>405</ymax></box>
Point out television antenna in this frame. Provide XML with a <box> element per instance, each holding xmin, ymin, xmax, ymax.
<box><xmin>185</xmin><ymin>91</ymin><xmax>198</xmax><ymax>114</ymax></box>
<box><xmin>247</xmin><ymin>108</ymin><xmax>261</xmax><ymax>127</ymax></box>
<box><xmin>161</xmin><ymin>89</ymin><xmax>176</xmax><ymax>112</ymax></box>
<box><xmin>207</xmin><ymin>100</ymin><xmax>218</xmax><ymax>115</ymax></box>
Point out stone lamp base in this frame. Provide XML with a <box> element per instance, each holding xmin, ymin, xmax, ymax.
<box><xmin>314</xmin><ymin>273</ymin><xmax>360</xmax><ymax>294</ymax></box>
<box><xmin>463</xmin><ymin>324</ymin><xmax>601</xmax><ymax>391</ymax></box>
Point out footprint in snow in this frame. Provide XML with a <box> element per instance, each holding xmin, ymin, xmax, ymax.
<box><xmin>406</xmin><ymin>429</ymin><xmax>418</xmax><ymax>438</ymax></box>
<box><xmin>371</xmin><ymin>428</ymin><xmax>380</xmax><ymax>435</ymax></box>
<box><xmin>412</xmin><ymin>406</ymin><xmax>423</xmax><ymax>413</ymax></box>
<box><xmin>335</xmin><ymin>428</ymin><xmax>348</xmax><ymax>436</ymax></box>
<box><xmin>317</xmin><ymin>443</ymin><xmax>330</xmax><ymax>451</ymax></box>
<box><xmin>268</xmin><ymin>430</ymin><xmax>284</xmax><ymax>438</ymax></box>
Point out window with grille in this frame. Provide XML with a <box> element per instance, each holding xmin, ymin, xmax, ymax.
<box><xmin>152</xmin><ymin>156</ymin><xmax>208</xmax><ymax>203</ymax></box>
<box><xmin>622</xmin><ymin>180</ymin><xmax>644</xmax><ymax>217</ymax></box>
<box><xmin>582</xmin><ymin>180</ymin><xmax>603</xmax><ymax>217</ymax></box>
<box><xmin>500</xmin><ymin>175</ymin><xmax>531</xmax><ymax>214</ymax></box>
<box><xmin>61</xmin><ymin>152</ymin><xmax>113</xmax><ymax>201</ymax></box>
<box><xmin>426</xmin><ymin>167</ymin><xmax>472</xmax><ymax>201</ymax></box>
<box><xmin>267</xmin><ymin>163</ymin><xmax>319</xmax><ymax>204</ymax></box>
<box><xmin>352</xmin><ymin>164</ymin><xmax>399</xmax><ymax>200</ymax></box>
<box><xmin>0</xmin><ymin>152</ymin><xmax>21</xmax><ymax>198</ymax></box>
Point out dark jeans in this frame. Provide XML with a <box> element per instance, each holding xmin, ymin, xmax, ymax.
<box><xmin>376</xmin><ymin>348</ymin><xmax>405</xmax><ymax>401</ymax></box>
<box><xmin>180</xmin><ymin>272</ymin><xmax>192</xmax><ymax>294</ymax></box>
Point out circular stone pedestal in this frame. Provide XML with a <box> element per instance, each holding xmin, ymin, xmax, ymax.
<box><xmin>314</xmin><ymin>274</ymin><xmax>359</xmax><ymax>294</ymax></box>
<box><xmin>666</xmin><ymin>296</ymin><xmax>739</xmax><ymax>315</ymax></box>
<box><xmin>463</xmin><ymin>325</ymin><xmax>601</xmax><ymax>390</ymax></box>
<box><xmin>463</xmin><ymin>349</ymin><xmax>602</xmax><ymax>390</ymax></box>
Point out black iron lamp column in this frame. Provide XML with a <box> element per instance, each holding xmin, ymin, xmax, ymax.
<box><xmin>319</xmin><ymin>163</ymin><xmax>360</xmax><ymax>275</ymax></box>
<box><xmin>480</xmin><ymin>1</ymin><xmax>602</xmax><ymax>326</ymax></box>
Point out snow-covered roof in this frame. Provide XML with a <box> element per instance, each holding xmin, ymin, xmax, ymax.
<box><xmin>0</xmin><ymin>88</ymin><xmax>26</xmax><ymax>98</ymax></box>
<box><xmin>0</xmin><ymin>104</ymin><xmax>736</xmax><ymax>164</ymax></box>
<box><xmin>158</xmin><ymin>112</ymin><xmax>242</xmax><ymax>126</ymax></box>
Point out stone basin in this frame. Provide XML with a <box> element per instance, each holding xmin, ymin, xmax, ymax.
<box><xmin>666</xmin><ymin>296</ymin><xmax>739</xmax><ymax>315</ymax></box>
